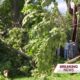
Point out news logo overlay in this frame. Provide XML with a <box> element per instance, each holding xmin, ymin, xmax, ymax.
<box><xmin>54</xmin><ymin>64</ymin><xmax>80</xmax><ymax>73</ymax></box>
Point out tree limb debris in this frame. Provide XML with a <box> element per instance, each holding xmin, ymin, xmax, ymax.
<box><xmin>65</xmin><ymin>55</ymin><xmax>80</xmax><ymax>63</ymax></box>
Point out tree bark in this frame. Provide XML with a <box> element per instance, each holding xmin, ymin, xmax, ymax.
<box><xmin>65</xmin><ymin>55</ymin><xmax>80</xmax><ymax>63</ymax></box>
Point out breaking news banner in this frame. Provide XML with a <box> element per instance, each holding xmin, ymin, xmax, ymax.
<box><xmin>54</xmin><ymin>64</ymin><xmax>80</xmax><ymax>73</ymax></box>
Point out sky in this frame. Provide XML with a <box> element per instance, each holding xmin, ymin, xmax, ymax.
<box><xmin>0</xmin><ymin>0</ymin><xmax>5</xmax><ymax>5</ymax></box>
<box><xmin>46</xmin><ymin>0</ymin><xmax>68</xmax><ymax>14</ymax></box>
<box><xmin>56</xmin><ymin>0</ymin><xmax>75</xmax><ymax>14</ymax></box>
<box><xmin>57</xmin><ymin>0</ymin><xmax>67</xmax><ymax>14</ymax></box>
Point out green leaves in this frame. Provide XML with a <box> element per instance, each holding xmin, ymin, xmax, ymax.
<box><xmin>0</xmin><ymin>0</ymin><xmax>11</xmax><ymax>14</ymax></box>
<box><xmin>41</xmin><ymin>0</ymin><xmax>52</xmax><ymax>7</ymax></box>
<box><xmin>0</xmin><ymin>0</ymin><xmax>76</xmax><ymax>77</ymax></box>
<box><xmin>21</xmin><ymin>0</ymin><xmax>68</xmax><ymax>75</ymax></box>
<box><xmin>23</xmin><ymin>7</ymin><xmax>67</xmax><ymax>74</ymax></box>
<box><xmin>73</xmin><ymin>0</ymin><xmax>80</xmax><ymax>4</ymax></box>
<box><xmin>22</xmin><ymin>4</ymin><xmax>37</xmax><ymax>14</ymax></box>
<box><xmin>4</xmin><ymin>28</ymin><xmax>28</xmax><ymax>50</ymax></box>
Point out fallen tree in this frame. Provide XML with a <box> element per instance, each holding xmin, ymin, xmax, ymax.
<box><xmin>65</xmin><ymin>55</ymin><xmax>80</xmax><ymax>63</ymax></box>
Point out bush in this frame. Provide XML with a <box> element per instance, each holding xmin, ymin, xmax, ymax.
<box><xmin>0</xmin><ymin>40</ymin><xmax>32</xmax><ymax>77</ymax></box>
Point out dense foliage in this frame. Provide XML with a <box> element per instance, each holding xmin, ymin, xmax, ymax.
<box><xmin>0</xmin><ymin>0</ymin><xmax>80</xmax><ymax>79</ymax></box>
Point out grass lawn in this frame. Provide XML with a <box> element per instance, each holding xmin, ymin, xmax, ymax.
<box><xmin>13</xmin><ymin>77</ymin><xmax>34</xmax><ymax>80</ymax></box>
<box><xmin>12</xmin><ymin>74</ymin><xmax>80</xmax><ymax>80</ymax></box>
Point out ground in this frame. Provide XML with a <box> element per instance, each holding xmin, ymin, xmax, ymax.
<box><xmin>13</xmin><ymin>74</ymin><xmax>80</xmax><ymax>80</ymax></box>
